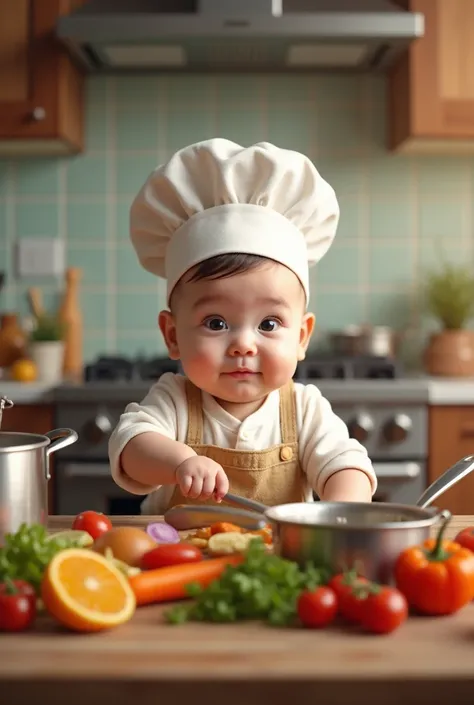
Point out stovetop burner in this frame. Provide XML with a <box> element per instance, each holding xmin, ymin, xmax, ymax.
<box><xmin>295</xmin><ymin>354</ymin><xmax>401</xmax><ymax>380</ymax></box>
<box><xmin>84</xmin><ymin>353</ymin><xmax>401</xmax><ymax>383</ymax></box>
<box><xmin>84</xmin><ymin>355</ymin><xmax>180</xmax><ymax>383</ymax></box>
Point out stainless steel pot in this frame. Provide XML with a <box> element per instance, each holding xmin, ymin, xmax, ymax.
<box><xmin>165</xmin><ymin>455</ymin><xmax>474</xmax><ymax>584</ymax></box>
<box><xmin>0</xmin><ymin>397</ymin><xmax>78</xmax><ymax>543</ymax></box>
<box><xmin>330</xmin><ymin>325</ymin><xmax>399</xmax><ymax>358</ymax></box>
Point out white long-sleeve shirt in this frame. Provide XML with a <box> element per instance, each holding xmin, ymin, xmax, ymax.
<box><xmin>108</xmin><ymin>373</ymin><xmax>377</xmax><ymax>514</ymax></box>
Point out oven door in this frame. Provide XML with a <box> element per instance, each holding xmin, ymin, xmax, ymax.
<box><xmin>372</xmin><ymin>461</ymin><xmax>426</xmax><ymax>504</ymax></box>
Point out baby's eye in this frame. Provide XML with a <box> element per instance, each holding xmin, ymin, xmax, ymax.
<box><xmin>204</xmin><ymin>317</ymin><xmax>228</xmax><ymax>331</ymax></box>
<box><xmin>259</xmin><ymin>318</ymin><xmax>280</xmax><ymax>332</ymax></box>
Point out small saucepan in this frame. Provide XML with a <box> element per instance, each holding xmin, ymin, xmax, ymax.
<box><xmin>165</xmin><ymin>455</ymin><xmax>474</xmax><ymax>584</ymax></box>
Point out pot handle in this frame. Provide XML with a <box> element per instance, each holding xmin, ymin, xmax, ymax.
<box><xmin>224</xmin><ymin>492</ymin><xmax>269</xmax><ymax>513</ymax></box>
<box><xmin>44</xmin><ymin>428</ymin><xmax>79</xmax><ymax>480</ymax></box>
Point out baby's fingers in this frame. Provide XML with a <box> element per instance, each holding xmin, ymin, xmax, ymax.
<box><xmin>201</xmin><ymin>474</ymin><xmax>217</xmax><ymax>500</ymax></box>
<box><xmin>214</xmin><ymin>469</ymin><xmax>229</xmax><ymax>503</ymax></box>
<box><xmin>187</xmin><ymin>476</ymin><xmax>204</xmax><ymax>500</ymax></box>
<box><xmin>179</xmin><ymin>474</ymin><xmax>193</xmax><ymax>497</ymax></box>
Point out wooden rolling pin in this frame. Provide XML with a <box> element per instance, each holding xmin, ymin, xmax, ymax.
<box><xmin>58</xmin><ymin>267</ymin><xmax>83</xmax><ymax>381</ymax></box>
<box><xmin>27</xmin><ymin>287</ymin><xmax>43</xmax><ymax>319</ymax></box>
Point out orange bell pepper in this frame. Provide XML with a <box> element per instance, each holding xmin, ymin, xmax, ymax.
<box><xmin>394</xmin><ymin>516</ymin><xmax>474</xmax><ymax>615</ymax></box>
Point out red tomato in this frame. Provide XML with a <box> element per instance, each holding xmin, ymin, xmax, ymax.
<box><xmin>141</xmin><ymin>543</ymin><xmax>203</xmax><ymax>570</ymax></box>
<box><xmin>72</xmin><ymin>511</ymin><xmax>112</xmax><ymax>540</ymax></box>
<box><xmin>0</xmin><ymin>579</ymin><xmax>37</xmax><ymax>632</ymax></box>
<box><xmin>359</xmin><ymin>586</ymin><xmax>408</xmax><ymax>635</ymax></box>
<box><xmin>329</xmin><ymin>573</ymin><xmax>369</xmax><ymax>623</ymax></box>
<box><xmin>455</xmin><ymin>527</ymin><xmax>474</xmax><ymax>553</ymax></box>
<box><xmin>297</xmin><ymin>587</ymin><xmax>338</xmax><ymax>629</ymax></box>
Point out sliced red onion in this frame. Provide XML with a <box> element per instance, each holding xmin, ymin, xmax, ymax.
<box><xmin>146</xmin><ymin>522</ymin><xmax>180</xmax><ymax>544</ymax></box>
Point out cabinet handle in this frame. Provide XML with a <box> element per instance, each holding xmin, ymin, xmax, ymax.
<box><xmin>31</xmin><ymin>107</ymin><xmax>46</xmax><ymax>121</ymax></box>
<box><xmin>460</xmin><ymin>424</ymin><xmax>474</xmax><ymax>438</ymax></box>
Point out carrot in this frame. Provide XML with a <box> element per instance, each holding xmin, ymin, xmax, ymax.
<box><xmin>210</xmin><ymin>522</ymin><xmax>243</xmax><ymax>535</ymax></box>
<box><xmin>129</xmin><ymin>554</ymin><xmax>243</xmax><ymax>606</ymax></box>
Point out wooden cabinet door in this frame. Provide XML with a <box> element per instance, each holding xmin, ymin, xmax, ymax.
<box><xmin>429</xmin><ymin>407</ymin><xmax>474</xmax><ymax>514</ymax></box>
<box><xmin>0</xmin><ymin>0</ymin><xmax>85</xmax><ymax>154</ymax></box>
<box><xmin>1</xmin><ymin>404</ymin><xmax>56</xmax><ymax>514</ymax></box>
<box><xmin>389</xmin><ymin>0</ymin><xmax>474</xmax><ymax>152</ymax></box>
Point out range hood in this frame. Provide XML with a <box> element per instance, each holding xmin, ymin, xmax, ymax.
<box><xmin>56</xmin><ymin>0</ymin><xmax>424</xmax><ymax>73</ymax></box>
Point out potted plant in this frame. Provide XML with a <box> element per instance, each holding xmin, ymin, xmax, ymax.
<box><xmin>29</xmin><ymin>314</ymin><xmax>65</xmax><ymax>384</ymax></box>
<box><xmin>422</xmin><ymin>261</ymin><xmax>474</xmax><ymax>377</ymax></box>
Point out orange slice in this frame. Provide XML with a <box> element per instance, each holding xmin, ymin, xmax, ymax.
<box><xmin>41</xmin><ymin>548</ymin><xmax>136</xmax><ymax>632</ymax></box>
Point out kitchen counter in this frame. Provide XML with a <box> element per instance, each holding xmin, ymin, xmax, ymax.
<box><xmin>2</xmin><ymin>515</ymin><xmax>474</xmax><ymax>705</ymax></box>
<box><xmin>5</xmin><ymin>376</ymin><xmax>474</xmax><ymax>405</ymax></box>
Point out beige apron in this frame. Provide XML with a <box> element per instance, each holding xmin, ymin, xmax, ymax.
<box><xmin>167</xmin><ymin>379</ymin><xmax>306</xmax><ymax>509</ymax></box>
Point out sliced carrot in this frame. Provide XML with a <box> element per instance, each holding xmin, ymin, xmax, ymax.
<box><xmin>210</xmin><ymin>522</ymin><xmax>243</xmax><ymax>535</ymax></box>
<box><xmin>249</xmin><ymin>527</ymin><xmax>273</xmax><ymax>545</ymax></box>
<box><xmin>129</xmin><ymin>554</ymin><xmax>243</xmax><ymax>606</ymax></box>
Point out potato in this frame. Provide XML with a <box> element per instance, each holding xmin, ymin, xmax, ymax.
<box><xmin>93</xmin><ymin>527</ymin><xmax>157</xmax><ymax>567</ymax></box>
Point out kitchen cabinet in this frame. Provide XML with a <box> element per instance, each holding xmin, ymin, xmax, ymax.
<box><xmin>0</xmin><ymin>0</ymin><xmax>85</xmax><ymax>156</ymax></box>
<box><xmin>428</xmin><ymin>406</ymin><xmax>474</xmax><ymax>514</ymax></box>
<box><xmin>1</xmin><ymin>404</ymin><xmax>56</xmax><ymax>513</ymax></box>
<box><xmin>389</xmin><ymin>0</ymin><xmax>474</xmax><ymax>153</ymax></box>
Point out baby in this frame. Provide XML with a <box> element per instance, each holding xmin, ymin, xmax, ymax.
<box><xmin>108</xmin><ymin>139</ymin><xmax>376</xmax><ymax>514</ymax></box>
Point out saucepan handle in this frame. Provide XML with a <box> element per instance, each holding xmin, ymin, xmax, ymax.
<box><xmin>44</xmin><ymin>428</ymin><xmax>79</xmax><ymax>480</ymax></box>
<box><xmin>164</xmin><ymin>504</ymin><xmax>267</xmax><ymax>532</ymax></box>
<box><xmin>224</xmin><ymin>492</ymin><xmax>269</xmax><ymax>513</ymax></box>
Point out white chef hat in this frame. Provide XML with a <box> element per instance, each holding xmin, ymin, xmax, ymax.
<box><xmin>130</xmin><ymin>138</ymin><xmax>339</xmax><ymax>306</ymax></box>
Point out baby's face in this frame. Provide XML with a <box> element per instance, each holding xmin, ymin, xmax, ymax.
<box><xmin>159</xmin><ymin>261</ymin><xmax>314</xmax><ymax>413</ymax></box>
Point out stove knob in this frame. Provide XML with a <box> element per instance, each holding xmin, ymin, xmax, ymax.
<box><xmin>348</xmin><ymin>413</ymin><xmax>374</xmax><ymax>443</ymax></box>
<box><xmin>384</xmin><ymin>414</ymin><xmax>412</xmax><ymax>443</ymax></box>
<box><xmin>82</xmin><ymin>413</ymin><xmax>112</xmax><ymax>444</ymax></box>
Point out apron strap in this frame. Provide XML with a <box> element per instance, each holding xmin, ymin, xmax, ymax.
<box><xmin>185</xmin><ymin>379</ymin><xmax>204</xmax><ymax>446</ymax></box>
<box><xmin>279</xmin><ymin>380</ymin><xmax>297</xmax><ymax>445</ymax></box>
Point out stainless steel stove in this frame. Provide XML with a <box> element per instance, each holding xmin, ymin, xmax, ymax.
<box><xmin>53</xmin><ymin>354</ymin><xmax>428</xmax><ymax>516</ymax></box>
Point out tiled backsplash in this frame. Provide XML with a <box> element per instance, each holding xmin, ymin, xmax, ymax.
<box><xmin>0</xmin><ymin>74</ymin><xmax>473</xmax><ymax>363</ymax></box>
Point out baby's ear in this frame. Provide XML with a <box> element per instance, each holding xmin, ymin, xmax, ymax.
<box><xmin>298</xmin><ymin>312</ymin><xmax>315</xmax><ymax>360</ymax></box>
<box><xmin>158</xmin><ymin>310</ymin><xmax>180</xmax><ymax>359</ymax></box>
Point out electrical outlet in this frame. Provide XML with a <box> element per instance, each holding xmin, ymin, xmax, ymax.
<box><xmin>16</xmin><ymin>238</ymin><xmax>65</xmax><ymax>277</ymax></box>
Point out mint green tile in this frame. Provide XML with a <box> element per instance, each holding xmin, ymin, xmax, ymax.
<box><xmin>266</xmin><ymin>76</ymin><xmax>311</xmax><ymax>103</ymax></box>
<box><xmin>116</xmin><ymin>76</ymin><xmax>166</xmax><ymax>105</ymax></box>
<box><xmin>311</xmin><ymin>291</ymin><xmax>365</xmax><ymax>330</ymax></box>
<box><xmin>67</xmin><ymin>202</ymin><xmax>108</xmax><ymax>243</ymax></box>
<box><xmin>116</xmin><ymin>155</ymin><xmax>158</xmax><ymax>195</ymax></box>
<box><xmin>316</xmin><ymin>158</ymin><xmax>364</xmax><ymax>197</ymax></box>
<box><xmin>216</xmin><ymin>110</ymin><xmax>264</xmax><ymax>146</ymax></box>
<box><xmin>85</xmin><ymin>104</ymin><xmax>108</xmax><ymax>150</ymax></box>
<box><xmin>17</xmin><ymin>160</ymin><xmax>60</xmax><ymax>196</ymax></box>
<box><xmin>168</xmin><ymin>76</ymin><xmax>213</xmax><ymax>105</ymax></box>
<box><xmin>419</xmin><ymin>201</ymin><xmax>465</xmax><ymax>240</ymax></box>
<box><xmin>315</xmin><ymin>244</ymin><xmax>361</xmax><ymax>288</ymax></box>
<box><xmin>0</xmin><ymin>245</ymin><xmax>8</xmax><ymax>271</ymax></box>
<box><xmin>216</xmin><ymin>76</ymin><xmax>263</xmax><ymax>105</ymax></box>
<box><xmin>369</xmin><ymin>200</ymin><xmax>413</xmax><ymax>239</ymax></box>
<box><xmin>336</xmin><ymin>199</ymin><xmax>360</xmax><ymax>240</ymax></box>
<box><xmin>67</xmin><ymin>155</ymin><xmax>107</xmax><ymax>195</ymax></box>
<box><xmin>266</xmin><ymin>108</ymin><xmax>312</xmax><ymax>153</ymax></box>
<box><xmin>314</xmin><ymin>75</ymin><xmax>367</xmax><ymax>104</ymax></box>
<box><xmin>0</xmin><ymin>200</ymin><xmax>6</xmax><ymax>235</ymax></box>
<box><xmin>317</xmin><ymin>105</ymin><xmax>367</xmax><ymax>150</ymax></box>
<box><xmin>116</xmin><ymin>200</ymin><xmax>132</xmax><ymax>241</ymax></box>
<box><xmin>116</xmin><ymin>109</ymin><xmax>162</xmax><ymax>151</ymax></box>
<box><xmin>116</xmin><ymin>291</ymin><xmax>162</xmax><ymax>332</ymax></box>
<box><xmin>367</xmin><ymin>290</ymin><xmax>412</xmax><ymax>328</ymax></box>
<box><xmin>368</xmin><ymin>243</ymin><xmax>413</xmax><ymax>285</ymax></box>
<box><xmin>66</xmin><ymin>246</ymin><xmax>108</xmax><ymax>285</ymax></box>
<box><xmin>86</xmin><ymin>76</ymin><xmax>108</xmax><ymax>105</ymax></box>
<box><xmin>0</xmin><ymin>162</ymin><xmax>10</xmax><ymax>196</ymax></box>
<box><xmin>167</xmin><ymin>110</ymin><xmax>214</xmax><ymax>153</ymax></box>
<box><xmin>14</xmin><ymin>286</ymin><xmax>58</xmax><ymax>318</ymax></box>
<box><xmin>115</xmin><ymin>331</ymin><xmax>168</xmax><ymax>357</ymax></box>
<box><xmin>366</xmin><ymin>157</ymin><xmax>413</xmax><ymax>195</ymax></box>
<box><xmin>418</xmin><ymin>239</ymin><xmax>468</xmax><ymax>273</ymax></box>
<box><xmin>417</xmin><ymin>158</ymin><xmax>470</xmax><ymax>196</ymax></box>
<box><xmin>81</xmin><ymin>290</ymin><xmax>108</xmax><ymax>330</ymax></box>
<box><xmin>116</xmin><ymin>246</ymin><xmax>157</xmax><ymax>286</ymax></box>
<box><xmin>16</xmin><ymin>203</ymin><xmax>58</xmax><ymax>237</ymax></box>
<box><xmin>83</xmin><ymin>333</ymin><xmax>108</xmax><ymax>362</ymax></box>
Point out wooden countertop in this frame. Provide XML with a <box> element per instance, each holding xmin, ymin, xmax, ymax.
<box><xmin>3</xmin><ymin>515</ymin><xmax>474</xmax><ymax>705</ymax></box>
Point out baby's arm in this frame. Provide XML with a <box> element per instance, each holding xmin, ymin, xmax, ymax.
<box><xmin>295</xmin><ymin>383</ymin><xmax>377</xmax><ymax>502</ymax></box>
<box><xmin>120</xmin><ymin>431</ymin><xmax>196</xmax><ymax>488</ymax></box>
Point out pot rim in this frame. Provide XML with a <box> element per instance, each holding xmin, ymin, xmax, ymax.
<box><xmin>264</xmin><ymin>501</ymin><xmax>441</xmax><ymax>531</ymax></box>
<box><xmin>0</xmin><ymin>431</ymin><xmax>51</xmax><ymax>453</ymax></box>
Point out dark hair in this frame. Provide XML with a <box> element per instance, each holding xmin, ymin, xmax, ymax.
<box><xmin>186</xmin><ymin>253</ymin><xmax>269</xmax><ymax>282</ymax></box>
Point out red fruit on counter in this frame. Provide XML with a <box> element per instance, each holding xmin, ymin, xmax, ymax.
<box><xmin>72</xmin><ymin>511</ymin><xmax>112</xmax><ymax>540</ymax></box>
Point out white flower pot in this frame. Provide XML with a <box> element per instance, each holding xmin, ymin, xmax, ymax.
<box><xmin>29</xmin><ymin>341</ymin><xmax>65</xmax><ymax>384</ymax></box>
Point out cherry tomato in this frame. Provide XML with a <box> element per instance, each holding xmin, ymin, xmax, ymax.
<box><xmin>0</xmin><ymin>579</ymin><xmax>37</xmax><ymax>632</ymax></box>
<box><xmin>297</xmin><ymin>586</ymin><xmax>338</xmax><ymax>629</ymax></box>
<box><xmin>329</xmin><ymin>573</ymin><xmax>369</xmax><ymax>623</ymax></box>
<box><xmin>359</xmin><ymin>586</ymin><xmax>408</xmax><ymax>635</ymax></box>
<box><xmin>141</xmin><ymin>543</ymin><xmax>203</xmax><ymax>570</ymax></box>
<box><xmin>455</xmin><ymin>527</ymin><xmax>474</xmax><ymax>553</ymax></box>
<box><xmin>72</xmin><ymin>511</ymin><xmax>112</xmax><ymax>540</ymax></box>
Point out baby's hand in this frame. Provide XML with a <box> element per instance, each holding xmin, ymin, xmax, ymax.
<box><xmin>174</xmin><ymin>456</ymin><xmax>229</xmax><ymax>502</ymax></box>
